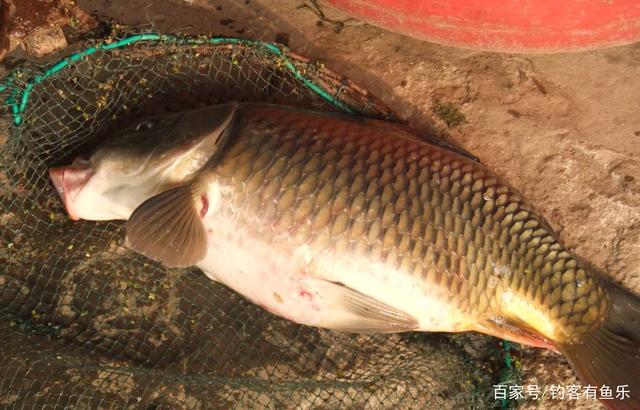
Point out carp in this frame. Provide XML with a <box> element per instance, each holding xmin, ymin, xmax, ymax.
<box><xmin>49</xmin><ymin>102</ymin><xmax>640</xmax><ymax>409</ymax></box>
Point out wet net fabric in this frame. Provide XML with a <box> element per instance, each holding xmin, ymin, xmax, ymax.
<box><xmin>0</xmin><ymin>33</ymin><xmax>490</xmax><ymax>409</ymax></box>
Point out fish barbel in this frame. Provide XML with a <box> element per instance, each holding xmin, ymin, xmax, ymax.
<box><xmin>49</xmin><ymin>102</ymin><xmax>639</xmax><ymax>409</ymax></box>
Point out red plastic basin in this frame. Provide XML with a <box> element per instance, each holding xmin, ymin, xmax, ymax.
<box><xmin>327</xmin><ymin>0</ymin><xmax>640</xmax><ymax>53</ymax></box>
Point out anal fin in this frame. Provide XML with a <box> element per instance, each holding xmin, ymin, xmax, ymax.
<box><xmin>301</xmin><ymin>278</ymin><xmax>419</xmax><ymax>333</ymax></box>
<box><xmin>476</xmin><ymin>318</ymin><xmax>557</xmax><ymax>351</ymax></box>
<box><xmin>126</xmin><ymin>185</ymin><xmax>207</xmax><ymax>268</ymax></box>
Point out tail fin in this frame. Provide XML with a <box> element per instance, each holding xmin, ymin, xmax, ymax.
<box><xmin>558</xmin><ymin>281</ymin><xmax>640</xmax><ymax>410</ymax></box>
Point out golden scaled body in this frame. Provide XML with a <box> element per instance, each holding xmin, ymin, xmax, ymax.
<box><xmin>205</xmin><ymin>104</ymin><xmax>608</xmax><ymax>345</ymax></box>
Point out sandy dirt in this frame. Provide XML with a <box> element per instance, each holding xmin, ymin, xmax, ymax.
<box><xmin>1</xmin><ymin>1</ymin><xmax>639</xmax><ymax>409</ymax></box>
<box><xmin>0</xmin><ymin>0</ymin><xmax>96</xmax><ymax>60</ymax></box>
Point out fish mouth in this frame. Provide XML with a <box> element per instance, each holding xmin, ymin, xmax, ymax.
<box><xmin>48</xmin><ymin>164</ymin><xmax>93</xmax><ymax>221</ymax></box>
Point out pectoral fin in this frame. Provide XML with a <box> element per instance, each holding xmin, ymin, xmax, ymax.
<box><xmin>126</xmin><ymin>185</ymin><xmax>207</xmax><ymax>267</ymax></box>
<box><xmin>301</xmin><ymin>278</ymin><xmax>419</xmax><ymax>333</ymax></box>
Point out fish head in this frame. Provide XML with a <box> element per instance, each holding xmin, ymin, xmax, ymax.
<box><xmin>49</xmin><ymin>103</ymin><xmax>238</xmax><ymax>221</ymax></box>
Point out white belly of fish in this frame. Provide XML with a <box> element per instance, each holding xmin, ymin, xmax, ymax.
<box><xmin>196</xmin><ymin>185</ymin><xmax>463</xmax><ymax>333</ymax></box>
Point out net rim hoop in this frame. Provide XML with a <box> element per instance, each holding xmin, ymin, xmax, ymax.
<box><xmin>0</xmin><ymin>32</ymin><xmax>354</xmax><ymax>126</ymax></box>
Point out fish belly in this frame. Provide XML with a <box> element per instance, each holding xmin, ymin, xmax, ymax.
<box><xmin>197</xmin><ymin>210</ymin><xmax>464</xmax><ymax>333</ymax></box>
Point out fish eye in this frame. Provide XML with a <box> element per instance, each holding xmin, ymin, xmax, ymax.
<box><xmin>136</xmin><ymin>121</ymin><xmax>154</xmax><ymax>132</ymax></box>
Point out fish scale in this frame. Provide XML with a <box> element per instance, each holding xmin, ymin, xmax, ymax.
<box><xmin>208</xmin><ymin>105</ymin><xmax>608</xmax><ymax>342</ymax></box>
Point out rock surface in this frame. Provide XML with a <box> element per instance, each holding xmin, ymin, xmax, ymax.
<box><xmin>0</xmin><ymin>0</ymin><xmax>95</xmax><ymax>60</ymax></box>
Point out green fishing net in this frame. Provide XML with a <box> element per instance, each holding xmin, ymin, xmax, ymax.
<box><xmin>0</xmin><ymin>31</ymin><xmax>496</xmax><ymax>409</ymax></box>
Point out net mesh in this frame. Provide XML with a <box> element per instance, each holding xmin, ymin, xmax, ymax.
<box><xmin>0</xmin><ymin>30</ymin><xmax>496</xmax><ymax>409</ymax></box>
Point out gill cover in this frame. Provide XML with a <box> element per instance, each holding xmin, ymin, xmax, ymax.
<box><xmin>49</xmin><ymin>102</ymin><xmax>239</xmax><ymax>221</ymax></box>
<box><xmin>98</xmin><ymin>101</ymin><xmax>240</xmax><ymax>182</ymax></box>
